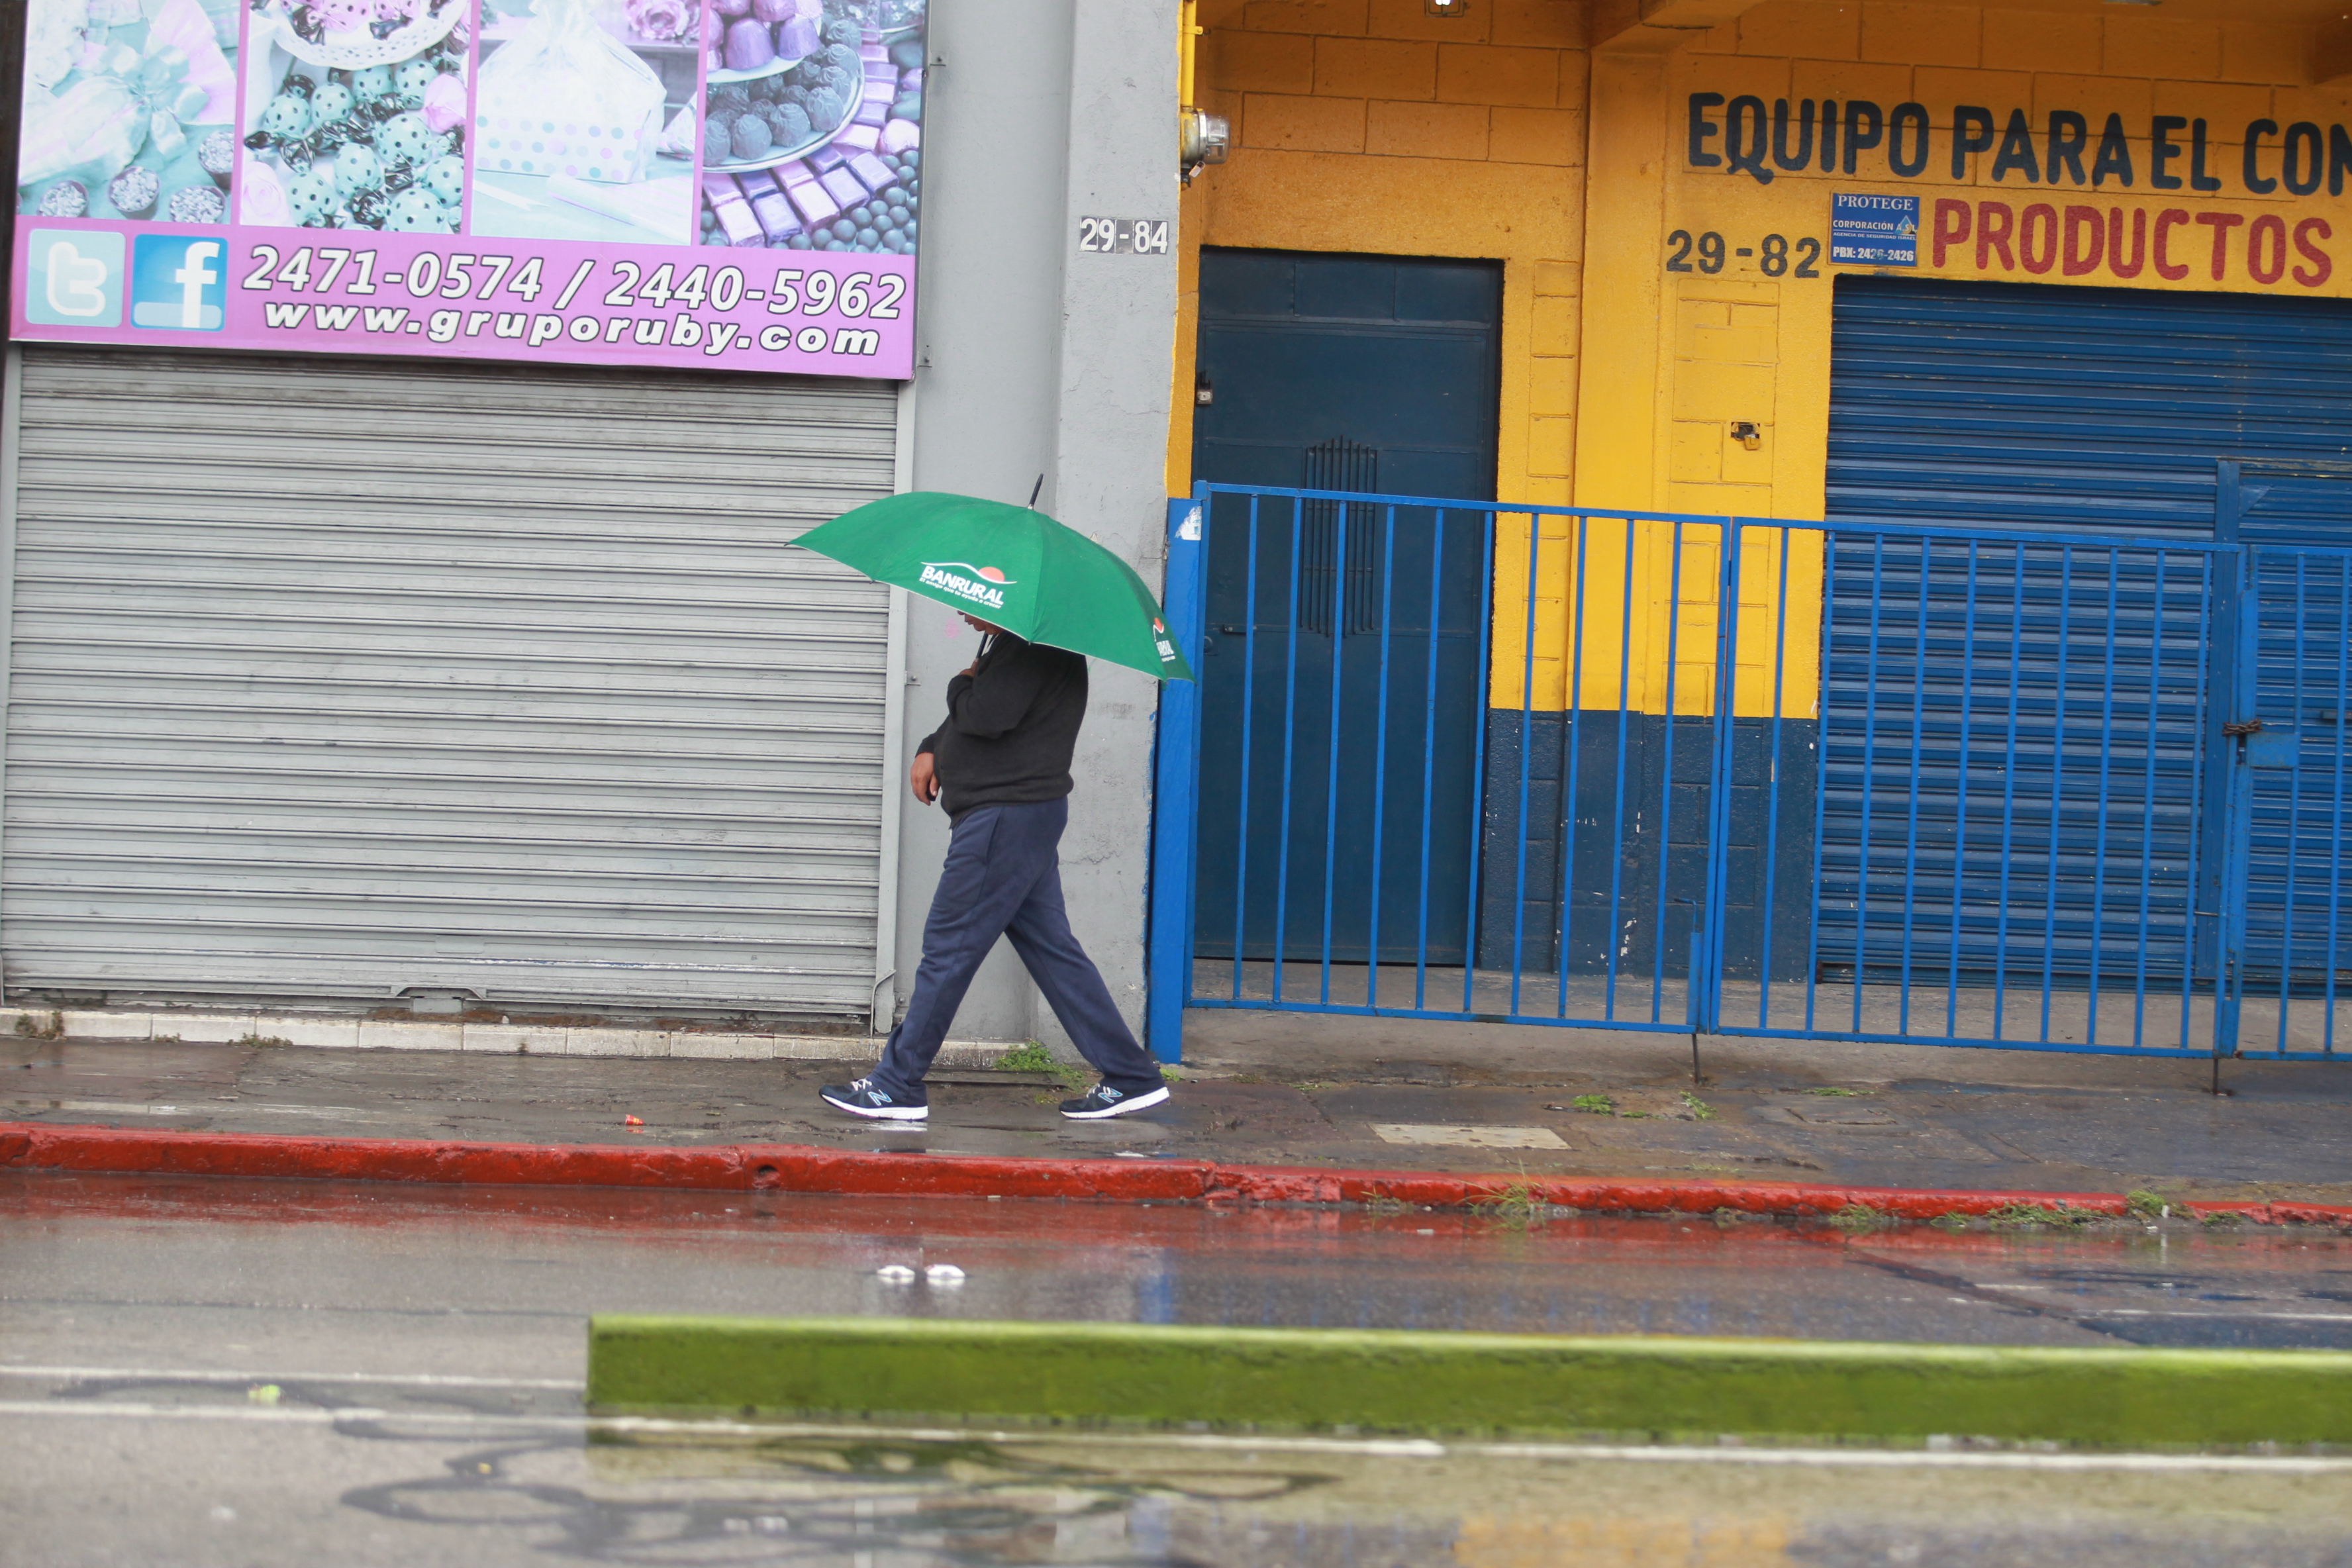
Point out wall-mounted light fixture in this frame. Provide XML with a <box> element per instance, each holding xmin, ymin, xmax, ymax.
<box><xmin>1426</xmin><ymin>0</ymin><xmax>1469</xmax><ymax>15</ymax></box>
<box><xmin>1181</xmin><ymin>108</ymin><xmax>1230</xmax><ymax>185</ymax></box>
<box><xmin>1177</xmin><ymin>0</ymin><xmax>1229</xmax><ymax>185</ymax></box>
<box><xmin>1730</xmin><ymin>420</ymin><xmax>1763</xmax><ymax>450</ymax></box>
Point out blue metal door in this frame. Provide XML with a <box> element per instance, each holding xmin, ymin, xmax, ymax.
<box><xmin>2222</xmin><ymin>465</ymin><xmax>2352</xmax><ymax>1041</ymax></box>
<box><xmin>1189</xmin><ymin>250</ymin><xmax>1500</xmax><ymax>965</ymax></box>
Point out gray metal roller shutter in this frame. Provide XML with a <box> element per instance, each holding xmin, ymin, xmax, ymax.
<box><xmin>5</xmin><ymin>345</ymin><xmax>897</xmax><ymax>1014</ymax></box>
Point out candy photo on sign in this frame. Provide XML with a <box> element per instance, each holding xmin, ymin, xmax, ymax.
<box><xmin>473</xmin><ymin>0</ymin><xmax>701</xmax><ymax>245</ymax></box>
<box><xmin>17</xmin><ymin>0</ymin><xmax>242</xmax><ymax>226</ymax></box>
<box><xmin>237</xmin><ymin>0</ymin><xmax>471</xmax><ymax>233</ymax></box>
<box><xmin>696</xmin><ymin>0</ymin><xmax>922</xmax><ymax>254</ymax></box>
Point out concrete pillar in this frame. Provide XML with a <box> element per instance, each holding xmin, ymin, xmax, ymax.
<box><xmin>1045</xmin><ymin>0</ymin><xmax>1183</xmax><ymax>1054</ymax></box>
<box><xmin>899</xmin><ymin>0</ymin><xmax>1179</xmax><ymax>1048</ymax></box>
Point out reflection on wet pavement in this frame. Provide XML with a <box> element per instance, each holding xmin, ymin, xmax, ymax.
<box><xmin>7</xmin><ymin>1173</ymin><xmax>2351</xmax><ymax>1353</ymax></box>
<box><xmin>13</xmin><ymin>1375</ymin><xmax>2349</xmax><ymax>1567</ymax></box>
<box><xmin>7</xmin><ymin>1173</ymin><xmax>2352</xmax><ymax>1563</ymax></box>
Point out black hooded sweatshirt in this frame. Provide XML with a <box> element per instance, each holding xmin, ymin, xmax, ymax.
<box><xmin>916</xmin><ymin>632</ymin><xmax>1087</xmax><ymax>822</ymax></box>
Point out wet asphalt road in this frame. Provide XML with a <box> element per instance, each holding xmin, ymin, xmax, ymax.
<box><xmin>6</xmin><ymin>1173</ymin><xmax>2352</xmax><ymax>1565</ymax></box>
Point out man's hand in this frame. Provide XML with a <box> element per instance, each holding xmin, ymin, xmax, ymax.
<box><xmin>958</xmin><ymin>614</ymin><xmax>993</xmax><ymax>676</ymax></box>
<box><xmin>910</xmin><ymin>752</ymin><xmax>940</xmax><ymax>805</ymax></box>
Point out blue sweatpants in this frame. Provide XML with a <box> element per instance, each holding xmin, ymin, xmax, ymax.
<box><xmin>871</xmin><ymin>798</ymin><xmax>1165</xmax><ymax>1099</ymax></box>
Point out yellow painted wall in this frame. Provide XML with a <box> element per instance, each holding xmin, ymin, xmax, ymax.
<box><xmin>1173</xmin><ymin>1</ymin><xmax>2351</xmax><ymax>719</ymax></box>
<box><xmin>1171</xmin><ymin>0</ymin><xmax>1591</xmax><ymax>511</ymax></box>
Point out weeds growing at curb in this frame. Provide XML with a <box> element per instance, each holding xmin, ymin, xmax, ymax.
<box><xmin>1363</xmin><ymin>1193</ymin><xmax>1415</xmax><ymax>1216</ymax></box>
<box><xmin>2125</xmin><ymin>1189</ymin><xmax>2169</xmax><ymax>1220</ymax></box>
<box><xmin>1473</xmin><ymin>1181</ymin><xmax>1545</xmax><ymax>1229</ymax></box>
<box><xmin>1986</xmin><ymin>1200</ymin><xmax>2095</xmax><ymax>1231</ymax></box>
<box><xmin>1471</xmin><ymin>1158</ymin><xmax>1562</xmax><ymax>1230</ymax></box>
<box><xmin>995</xmin><ymin>1041</ymin><xmax>1054</xmax><ymax>1073</ymax></box>
<box><xmin>1828</xmin><ymin>1202</ymin><xmax>1886</xmax><ymax>1232</ymax></box>
<box><xmin>232</xmin><ymin>1034</ymin><xmax>292</xmax><ymax>1048</ymax></box>
<box><xmin>1569</xmin><ymin>1093</ymin><xmax>1616</xmax><ymax>1114</ymax></box>
<box><xmin>2202</xmin><ymin>1209</ymin><xmax>2245</xmax><ymax>1229</ymax></box>
<box><xmin>13</xmin><ymin>1011</ymin><xmax>64</xmax><ymax>1040</ymax></box>
<box><xmin>1680</xmin><ymin>1091</ymin><xmax>1717</xmax><ymax>1120</ymax></box>
<box><xmin>1929</xmin><ymin>1212</ymin><xmax>1970</xmax><ymax>1232</ymax></box>
<box><xmin>996</xmin><ymin>1041</ymin><xmax>1086</xmax><ymax>1091</ymax></box>
<box><xmin>1804</xmin><ymin>1087</ymin><xmax>1861</xmax><ymax>1097</ymax></box>
<box><xmin>1710</xmin><ymin>1206</ymin><xmax>1747</xmax><ymax>1227</ymax></box>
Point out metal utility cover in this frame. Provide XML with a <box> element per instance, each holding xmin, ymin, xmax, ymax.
<box><xmin>1373</xmin><ymin>1124</ymin><xmax>1569</xmax><ymax>1148</ymax></box>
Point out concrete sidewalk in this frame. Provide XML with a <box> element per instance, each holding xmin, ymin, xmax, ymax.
<box><xmin>5</xmin><ymin>1008</ymin><xmax>2350</xmax><ymax>1210</ymax></box>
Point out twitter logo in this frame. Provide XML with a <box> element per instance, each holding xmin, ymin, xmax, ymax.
<box><xmin>25</xmin><ymin>230</ymin><xmax>125</xmax><ymax>327</ymax></box>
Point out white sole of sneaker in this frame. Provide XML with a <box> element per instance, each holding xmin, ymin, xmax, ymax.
<box><xmin>819</xmin><ymin>1093</ymin><xmax>928</xmax><ymax>1122</ymax></box>
<box><xmin>1061</xmin><ymin>1085</ymin><xmax>1171</xmax><ymax>1120</ymax></box>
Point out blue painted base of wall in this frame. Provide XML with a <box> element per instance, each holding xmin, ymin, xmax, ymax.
<box><xmin>1478</xmin><ymin>711</ymin><xmax>1818</xmax><ymax>981</ymax></box>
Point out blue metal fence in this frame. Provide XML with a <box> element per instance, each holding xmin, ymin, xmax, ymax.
<box><xmin>2237</xmin><ymin>544</ymin><xmax>2352</xmax><ymax>1057</ymax></box>
<box><xmin>1735</xmin><ymin>520</ymin><xmax>2226</xmax><ymax>1056</ymax></box>
<box><xmin>1146</xmin><ymin>487</ymin><xmax>2352</xmax><ymax>1065</ymax></box>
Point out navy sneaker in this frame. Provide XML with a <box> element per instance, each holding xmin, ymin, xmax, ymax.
<box><xmin>1059</xmin><ymin>1082</ymin><xmax>1171</xmax><ymax>1120</ymax></box>
<box><xmin>819</xmin><ymin>1077</ymin><xmax>928</xmax><ymax>1122</ymax></box>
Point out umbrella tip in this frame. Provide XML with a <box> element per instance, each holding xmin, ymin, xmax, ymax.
<box><xmin>1027</xmin><ymin>473</ymin><xmax>1044</xmax><ymax>509</ymax></box>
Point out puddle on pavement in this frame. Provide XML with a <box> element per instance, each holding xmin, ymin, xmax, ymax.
<box><xmin>9</xmin><ymin>1171</ymin><xmax>2351</xmax><ymax>1351</ymax></box>
<box><xmin>10</xmin><ymin>1173</ymin><xmax>2352</xmax><ymax>1565</ymax></box>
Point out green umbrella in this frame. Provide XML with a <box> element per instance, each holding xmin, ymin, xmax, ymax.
<box><xmin>792</xmin><ymin>491</ymin><xmax>1195</xmax><ymax>682</ymax></box>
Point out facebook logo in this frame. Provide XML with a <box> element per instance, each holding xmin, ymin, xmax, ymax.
<box><xmin>130</xmin><ymin>234</ymin><xmax>228</xmax><ymax>330</ymax></box>
<box><xmin>24</xmin><ymin>229</ymin><xmax>125</xmax><ymax>327</ymax></box>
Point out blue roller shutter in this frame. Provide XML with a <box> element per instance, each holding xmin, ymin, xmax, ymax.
<box><xmin>1824</xmin><ymin>277</ymin><xmax>2352</xmax><ymax>994</ymax></box>
<box><xmin>1828</xmin><ymin>277</ymin><xmax>2352</xmax><ymax>539</ymax></box>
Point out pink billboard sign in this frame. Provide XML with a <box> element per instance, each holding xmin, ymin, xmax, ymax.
<box><xmin>13</xmin><ymin>223</ymin><xmax>914</xmax><ymax>375</ymax></box>
<box><xmin>13</xmin><ymin>0</ymin><xmax>926</xmax><ymax>381</ymax></box>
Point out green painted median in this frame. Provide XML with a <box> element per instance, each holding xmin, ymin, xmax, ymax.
<box><xmin>587</xmin><ymin>1315</ymin><xmax>2352</xmax><ymax>1447</ymax></box>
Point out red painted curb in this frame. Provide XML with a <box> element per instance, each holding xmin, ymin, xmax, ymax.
<box><xmin>5</xmin><ymin>1121</ymin><xmax>2349</xmax><ymax>1226</ymax></box>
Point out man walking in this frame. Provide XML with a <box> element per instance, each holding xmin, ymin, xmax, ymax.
<box><xmin>820</xmin><ymin>614</ymin><xmax>1171</xmax><ymax>1124</ymax></box>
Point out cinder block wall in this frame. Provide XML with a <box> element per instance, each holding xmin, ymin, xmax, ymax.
<box><xmin>1169</xmin><ymin>0</ymin><xmax>1591</xmax><ymax>509</ymax></box>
